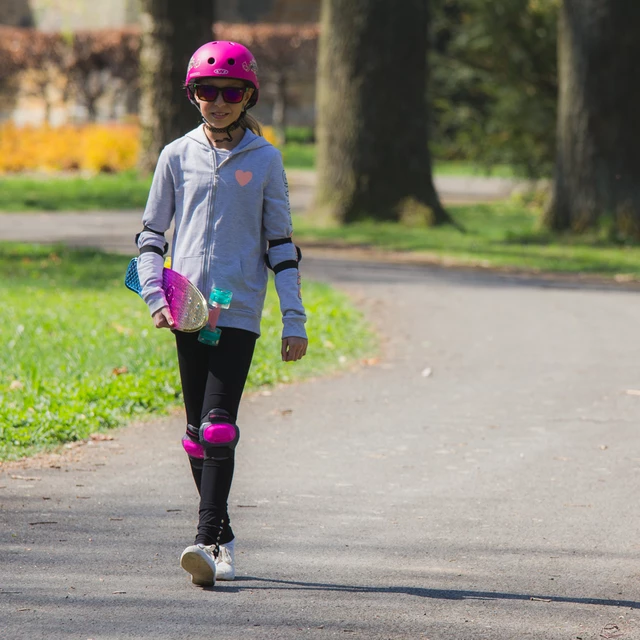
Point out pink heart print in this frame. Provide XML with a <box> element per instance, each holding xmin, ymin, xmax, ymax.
<box><xmin>235</xmin><ymin>170</ymin><xmax>253</xmax><ymax>186</ymax></box>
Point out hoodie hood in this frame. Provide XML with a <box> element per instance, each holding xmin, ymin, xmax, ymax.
<box><xmin>185</xmin><ymin>125</ymin><xmax>271</xmax><ymax>156</ymax></box>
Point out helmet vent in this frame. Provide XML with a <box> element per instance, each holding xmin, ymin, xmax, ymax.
<box><xmin>227</xmin><ymin>58</ymin><xmax>235</xmax><ymax>65</ymax></box>
<box><xmin>208</xmin><ymin>57</ymin><xmax>215</xmax><ymax>64</ymax></box>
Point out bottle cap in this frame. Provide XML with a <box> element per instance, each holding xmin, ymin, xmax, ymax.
<box><xmin>209</xmin><ymin>288</ymin><xmax>233</xmax><ymax>308</ymax></box>
<box><xmin>198</xmin><ymin>326</ymin><xmax>222</xmax><ymax>346</ymax></box>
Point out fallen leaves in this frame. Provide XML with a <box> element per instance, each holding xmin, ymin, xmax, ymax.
<box><xmin>110</xmin><ymin>323</ymin><xmax>133</xmax><ymax>337</ymax></box>
<box><xmin>600</xmin><ymin>624</ymin><xmax>623</xmax><ymax>639</ymax></box>
<box><xmin>111</xmin><ymin>366</ymin><xmax>128</xmax><ymax>376</ymax></box>
<box><xmin>90</xmin><ymin>433</ymin><xmax>114</xmax><ymax>442</ymax></box>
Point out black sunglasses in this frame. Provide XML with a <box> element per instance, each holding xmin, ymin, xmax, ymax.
<box><xmin>192</xmin><ymin>84</ymin><xmax>247</xmax><ymax>103</ymax></box>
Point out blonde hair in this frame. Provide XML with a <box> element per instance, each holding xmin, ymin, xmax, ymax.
<box><xmin>241</xmin><ymin>112</ymin><xmax>263</xmax><ymax>137</ymax></box>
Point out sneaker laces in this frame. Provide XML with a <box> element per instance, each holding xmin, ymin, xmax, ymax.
<box><xmin>199</xmin><ymin>543</ymin><xmax>219</xmax><ymax>559</ymax></box>
<box><xmin>216</xmin><ymin>544</ymin><xmax>233</xmax><ymax>565</ymax></box>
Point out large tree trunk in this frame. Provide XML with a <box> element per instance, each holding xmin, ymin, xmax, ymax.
<box><xmin>544</xmin><ymin>1</ymin><xmax>640</xmax><ymax>238</ymax></box>
<box><xmin>138</xmin><ymin>0</ymin><xmax>214</xmax><ymax>174</ymax></box>
<box><xmin>272</xmin><ymin>71</ymin><xmax>287</xmax><ymax>146</ymax></box>
<box><xmin>315</xmin><ymin>0</ymin><xmax>450</xmax><ymax>225</ymax></box>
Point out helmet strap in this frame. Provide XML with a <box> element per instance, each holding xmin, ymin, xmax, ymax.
<box><xmin>202</xmin><ymin>111</ymin><xmax>247</xmax><ymax>143</ymax></box>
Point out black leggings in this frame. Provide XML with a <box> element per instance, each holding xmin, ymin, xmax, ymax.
<box><xmin>175</xmin><ymin>327</ymin><xmax>257</xmax><ymax>546</ymax></box>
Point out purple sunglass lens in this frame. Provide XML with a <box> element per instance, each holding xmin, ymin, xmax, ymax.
<box><xmin>195</xmin><ymin>85</ymin><xmax>217</xmax><ymax>101</ymax></box>
<box><xmin>221</xmin><ymin>87</ymin><xmax>245</xmax><ymax>103</ymax></box>
<box><xmin>194</xmin><ymin>85</ymin><xmax>245</xmax><ymax>103</ymax></box>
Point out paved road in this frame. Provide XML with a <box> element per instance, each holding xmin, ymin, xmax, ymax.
<box><xmin>2</xmin><ymin>218</ymin><xmax>640</xmax><ymax>639</ymax></box>
<box><xmin>0</xmin><ymin>171</ymin><xmax>534</xmax><ymax>253</ymax></box>
<box><xmin>284</xmin><ymin>170</ymin><xmax>535</xmax><ymax>208</ymax></box>
<box><xmin>0</xmin><ymin>172</ymin><xmax>535</xmax><ymax>253</ymax></box>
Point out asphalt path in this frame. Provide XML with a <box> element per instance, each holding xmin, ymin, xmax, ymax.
<box><xmin>2</xmin><ymin>205</ymin><xmax>640</xmax><ymax>639</ymax></box>
<box><xmin>0</xmin><ymin>171</ymin><xmax>535</xmax><ymax>253</ymax></box>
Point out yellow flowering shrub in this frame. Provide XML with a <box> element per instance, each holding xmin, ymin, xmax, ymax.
<box><xmin>0</xmin><ymin>122</ymin><xmax>277</xmax><ymax>174</ymax></box>
<box><xmin>0</xmin><ymin>123</ymin><xmax>139</xmax><ymax>173</ymax></box>
<box><xmin>261</xmin><ymin>126</ymin><xmax>278</xmax><ymax>146</ymax></box>
<box><xmin>82</xmin><ymin>126</ymin><xmax>139</xmax><ymax>173</ymax></box>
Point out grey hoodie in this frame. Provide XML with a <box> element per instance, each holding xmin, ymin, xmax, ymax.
<box><xmin>136</xmin><ymin>125</ymin><xmax>306</xmax><ymax>339</ymax></box>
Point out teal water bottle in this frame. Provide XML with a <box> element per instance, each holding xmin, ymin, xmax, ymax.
<box><xmin>198</xmin><ymin>288</ymin><xmax>233</xmax><ymax>346</ymax></box>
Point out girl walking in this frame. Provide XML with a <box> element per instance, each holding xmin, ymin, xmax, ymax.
<box><xmin>136</xmin><ymin>41</ymin><xmax>308</xmax><ymax>587</ymax></box>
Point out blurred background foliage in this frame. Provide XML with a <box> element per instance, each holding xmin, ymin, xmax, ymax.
<box><xmin>0</xmin><ymin>2</ymin><xmax>560</xmax><ymax>177</ymax></box>
<box><xmin>0</xmin><ymin>121</ymin><xmax>278</xmax><ymax>173</ymax></box>
<box><xmin>430</xmin><ymin>0</ymin><xmax>558</xmax><ymax>178</ymax></box>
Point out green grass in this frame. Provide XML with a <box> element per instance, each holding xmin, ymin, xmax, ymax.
<box><xmin>281</xmin><ymin>142</ymin><xmax>317</xmax><ymax>169</ymax></box>
<box><xmin>0</xmin><ymin>141</ymin><xmax>318</xmax><ymax>212</ymax></box>
<box><xmin>280</xmin><ymin>144</ymin><xmax>516</xmax><ymax>176</ymax></box>
<box><xmin>433</xmin><ymin>160</ymin><xmax>518</xmax><ymax>178</ymax></box>
<box><xmin>0</xmin><ymin>243</ymin><xmax>375</xmax><ymax>461</ymax></box>
<box><xmin>0</xmin><ymin>171</ymin><xmax>153</xmax><ymax>212</ymax></box>
<box><xmin>293</xmin><ymin>201</ymin><xmax>640</xmax><ymax>279</ymax></box>
<box><xmin>0</xmin><ymin>151</ymin><xmax>525</xmax><ymax>213</ymax></box>
<box><xmin>284</xmin><ymin>126</ymin><xmax>315</xmax><ymax>144</ymax></box>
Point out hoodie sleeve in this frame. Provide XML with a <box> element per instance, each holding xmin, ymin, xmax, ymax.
<box><xmin>136</xmin><ymin>147</ymin><xmax>176</xmax><ymax>316</ymax></box>
<box><xmin>263</xmin><ymin>152</ymin><xmax>307</xmax><ymax>340</ymax></box>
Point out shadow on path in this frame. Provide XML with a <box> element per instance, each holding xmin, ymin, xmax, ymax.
<box><xmin>228</xmin><ymin>576</ymin><xmax>640</xmax><ymax>609</ymax></box>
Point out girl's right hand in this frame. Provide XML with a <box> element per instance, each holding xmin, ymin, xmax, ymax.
<box><xmin>152</xmin><ymin>306</ymin><xmax>175</xmax><ymax>329</ymax></box>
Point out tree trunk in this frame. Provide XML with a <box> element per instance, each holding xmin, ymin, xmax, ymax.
<box><xmin>272</xmin><ymin>71</ymin><xmax>287</xmax><ymax>146</ymax></box>
<box><xmin>43</xmin><ymin>80</ymin><xmax>52</xmax><ymax>125</ymax></box>
<box><xmin>86</xmin><ymin>97</ymin><xmax>97</xmax><ymax>122</ymax></box>
<box><xmin>544</xmin><ymin>1</ymin><xmax>640</xmax><ymax>238</ymax></box>
<box><xmin>138</xmin><ymin>0</ymin><xmax>215</xmax><ymax>174</ymax></box>
<box><xmin>315</xmin><ymin>0</ymin><xmax>451</xmax><ymax>225</ymax></box>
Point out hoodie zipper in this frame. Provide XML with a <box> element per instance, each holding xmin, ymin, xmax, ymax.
<box><xmin>200</xmin><ymin>131</ymin><xmax>260</xmax><ymax>296</ymax></box>
<box><xmin>203</xmin><ymin>147</ymin><xmax>219</xmax><ymax>295</ymax></box>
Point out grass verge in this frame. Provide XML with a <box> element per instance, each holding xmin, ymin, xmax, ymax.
<box><xmin>0</xmin><ymin>243</ymin><xmax>375</xmax><ymax>461</ymax></box>
<box><xmin>0</xmin><ymin>171</ymin><xmax>152</xmax><ymax>212</ymax></box>
<box><xmin>0</xmin><ymin>142</ymin><xmax>317</xmax><ymax>212</ymax></box>
<box><xmin>281</xmin><ymin>142</ymin><xmax>316</xmax><ymax>169</ymax></box>
<box><xmin>0</xmin><ymin>156</ymin><xmax>523</xmax><ymax>212</ymax></box>
<box><xmin>293</xmin><ymin>201</ymin><xmax>640</xmax><ymax>280</ymax></box>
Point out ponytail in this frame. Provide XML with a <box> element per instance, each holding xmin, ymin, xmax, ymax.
<box><xmin>241</xmin><ymin>112</ymin><xmax>263</xmax><ymax>137</ymax></box>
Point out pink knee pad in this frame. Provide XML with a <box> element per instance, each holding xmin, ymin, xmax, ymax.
<box><xmin>202</xmin><ymin>422</ymin><xmax>238</xmax><ymax>445</ymax></box>
<box><xmin>199</xmin><ymin>411</ymin><xmax>240</xmax><ymax>460</ymax></box>
<box><xmin>182</xmin><ymin>435</ymin><xmax>204</xmax><ymax>459</ymax></box>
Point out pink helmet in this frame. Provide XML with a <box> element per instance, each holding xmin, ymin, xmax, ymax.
<box><xmin>185</xmin><ymin>41</ymin><xmax>259</xmax><ymax>109</ymax></box>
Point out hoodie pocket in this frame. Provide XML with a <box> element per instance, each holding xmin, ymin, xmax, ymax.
<box><xmin>241</xmin><ymin>256</ymin><xmax>267</xmax><ymax>294</ymax></box>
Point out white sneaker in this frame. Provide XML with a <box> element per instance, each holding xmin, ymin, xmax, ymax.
<box><xmin>180</xmin><ymin>544</ymin><xmax>217</xmax><ymax>586</ymax></box>
<box><xmin>215</xmin><ymin>539</ymin><xmax>235</xmax><ymax>581</ymax></box>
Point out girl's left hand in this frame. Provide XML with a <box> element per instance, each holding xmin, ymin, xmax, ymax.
<box><xmin>281</xmin><ymin>337</ymin><xmax>308</xmax><ymax>362</ymax></box>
